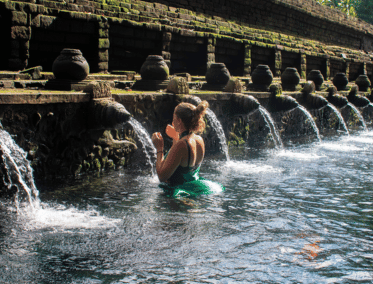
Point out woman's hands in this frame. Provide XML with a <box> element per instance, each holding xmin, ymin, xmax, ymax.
<box><xmin>165</xmin><ymin>124</ymin><xmax>179</xmax><ymax>141</ymax></box>
<box><xmin>151</xmin><ymin>132</ymin><xmax>164</xmax><ymax>152</ymax></box>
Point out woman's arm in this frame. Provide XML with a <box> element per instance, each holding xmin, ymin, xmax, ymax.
<box><xmin>155</xmin><ymin>141</ymin><xmax>186</xmax><ymax>182</ymax></box>
<box><xmin>152</xmin><ymin>132</ymin><xmax>186</xmax><ymax>182</ymax></box>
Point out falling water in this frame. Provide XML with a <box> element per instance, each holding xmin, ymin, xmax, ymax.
<box><xmin>206</xmin><ymin>109</ymin><xmax>230</xmax><ymax>160</ymax></box>
<box><xmin>347</xmin><ymin>102</ymin><xmax>367</xmax><ymax>131</ymax></box>
<box><xmin>127</xmin><ymin>117</ymin><xmax>157</xmax><ymax>174</ymax></box>
<box><xmin>258</xmin><ymin>106</ymin><xmax>283</xmax><ymax>148</ymax></box>
<box><xmin>327</xmin><ymin>103</ymin><xmax>349</xmax><ymax>134</ymax></box>
<box><xmin>0</xmin><ymin>124</ymin><xmax>39</xmax><ymax>209</ymax></box>
<box><xmin>297</xmin><ymin>105</ymin><xmax>321</xmax><ymax>141</ymax></box>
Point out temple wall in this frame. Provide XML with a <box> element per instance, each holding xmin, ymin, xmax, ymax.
<box><xmin>145</xmin><ymin>0</ymin><xmax>373</xmax><ymax>52</ymax></box>
<box><xmin>0</xmin><ymin>0</ymin><xmax>373</xmax><ymax>80</ymax></box>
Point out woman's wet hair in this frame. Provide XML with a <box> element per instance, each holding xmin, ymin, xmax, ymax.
<box><xmin>175</xmin><ymin>100</ymin><xmax>209</xmax><ymax>133</ymax></box>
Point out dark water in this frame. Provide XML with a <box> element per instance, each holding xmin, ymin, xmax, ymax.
<box><xmin>1</xmin><ymin>131</ymin><xmax>373</xmax><ymax>283</ymax></box>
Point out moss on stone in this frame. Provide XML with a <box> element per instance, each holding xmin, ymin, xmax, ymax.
<box><xmin>98</xmin><ymin>38</ymin><xmax>110</xmax><ymax>49</ymax></box>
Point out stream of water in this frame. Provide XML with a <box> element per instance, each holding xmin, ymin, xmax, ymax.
<box><xmin>1</xmin><ymin>126</ymin><xmax>372</xmax><ymax>283</ymax></box>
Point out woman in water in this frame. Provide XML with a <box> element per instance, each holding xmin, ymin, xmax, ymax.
<box><xmin>151</xmin><ymin>100</ymin><xmax>209</xmax><ymax>187</ymax></box>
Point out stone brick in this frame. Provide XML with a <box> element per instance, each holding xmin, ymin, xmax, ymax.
<box><xmin>11</xmin><ymin>11</ymin><xmax>28</xmax><ymax>26</ymax></box>
<box><xmin>11</xmin><ymin>26</ymin><xmax>31</xmax><ymax>40</ymax></box>
<box><xmin>98</xmin><ymin>62</ymin><xmax>109</xmax><ymax>71</ymax></box>
<box><xmin>99</xmin><ymin>38</ymin><xmax>110</xmax><ymax>49</ymax></box>
<box><xmin>40</xmin><ymin>15</ymin><xmax>56</xmax><ymax>29</ymax></box>
<box><xmin>98</xmin><ymin>49</ymin><xmax>109</xmax><ymax>62</ymax></box>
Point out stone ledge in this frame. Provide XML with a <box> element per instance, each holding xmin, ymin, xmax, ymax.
<box><xmin>0</xmin><ymin>92</ymin><xmax>91</xmax><ymax>104</ymax></box>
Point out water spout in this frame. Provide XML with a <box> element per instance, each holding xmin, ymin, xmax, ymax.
<box><xmin>231</xmin><ymin>93</ymin><xmax>260</xmax><ymax>114</ymax></box>
<box><xmin>89</xmin><ymin>99</ymin><xmax>131</xmax><ymax>129</ymax></box>
<box><xmin>0</xmin><ymin>124</ymin><xmax>39</xmax><ymax>209</ymax></box>
<box><xmin>326</xmin><ymin>103</ymin><xmax>349</xmax><ymax>134</ymax></box>
<box><xmin>258</xmin><ymin>106</ymin><xmax>283</xmax><ymax>148</ymax></box>
<box><xmin>297</xmin><ymin>105</ymin><xmax>321</xmax><ymax>141</ymax></box>
<box><xmin>206</xmin><ymin>109</ymin><xmax>230</xmax><ymax>160</ymax></box>
<box><xmin>268</xmin><ymin>94</ymin><xmax>299</xmax><ymax>113</ymax></box>
<box><xmin>127</xmin><ymin>118</ymin><xmax>157</xmax><ymax>174</ymax></box>
<box><xmin>347</xmin><ymin>86</ymin><xmax>371</xmax><ymax>108</ymax></box>
<box><xmin>345</xmin><ymin>103</ymin><xmax>368</xmax><ymax>131</ymax></box>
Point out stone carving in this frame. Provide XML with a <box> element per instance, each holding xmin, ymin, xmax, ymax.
<box><xmin>307</xmin><ymin>70</ymin><xmax>324</xmax><ymax>91</ymax></box>
<box><xmin>355</xmin><ymin>75</ymin><xmax>371</xmax><ymax>92</ymax></box>
<box><xmin>205</xmin><ymin>63</ymin><xmax>231</xmax><ymax>85</ymax></box>
<box><xmin>281</xmin><ymin>67</ymin><xmax>300</xmax><ymax>91</ymax></box>
<box><xmin>333</xmin><ymin>73</ymin><xmax>349</xmax><ymax>91</ymax></box>
<box><xmin>52</xmin><ymin>48</ymin><xmax>90</xmax><ymax>81</ymax></box>
<box><xmin>167</xmin><ymin>77</ymin><xmax>189</xmax><ymax>95</ymax></box>
<box><xmin>140</xmin><ymin>55</ymin><xmax>169</xmax><ymax>80</ymax></box>
<box><xmin>251</xmin><ymin>65</ymin><xmax>273</xmax><ymax>90</ymax></box>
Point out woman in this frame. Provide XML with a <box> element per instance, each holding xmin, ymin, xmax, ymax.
<box><xmin>152</xmin><ymin>100</ymin><xmax>224</xmax><ymax>197</ymax></box>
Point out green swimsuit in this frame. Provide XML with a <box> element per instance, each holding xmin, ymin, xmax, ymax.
<box><xmin>159</xmin><ymin>131</ymin><xmax>224</xmax><ymax>197</ymax></box>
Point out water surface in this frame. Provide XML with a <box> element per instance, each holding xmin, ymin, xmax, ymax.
<box><xmin>1</xmin><ymin>131</ymin><xmax>373</xmax><ymax>283</ymax></box>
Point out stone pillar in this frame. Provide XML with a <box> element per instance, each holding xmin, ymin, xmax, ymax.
<box><xmin>363</xmin><ymin>62</ymin><xmax>367</xmax><ymax>75</ymax></box>
<box><xmin>325</xmin><ymin>57</ymin><xmax>330</xmax><ymax>80</ymax></box>
<box><xmin>98</xmin><ymin>21</ymin><xmax>109</xmax><ymax>73</ymax></box>
<box><xmin>244</xmin><ymin>44</ymin><xmax>251</xmax><ymax>76</ymax></box>
<box><xmin>345</xmin><ymin>61</ymin><xmax>350</xmax><ymax>79</ymax></box>
<box><xmin>300</xmin><ymin>52</ymin><xmax>307</xmax><ymax>79</ymax></box>
<box><xmin>162</xmin><ymin>32</ymin><xmax>172</xmax><ymax>69</ymax></box>
<box><xmin>9</xmin><ymin>10</ymin><xmax>31</xmax><ymax>70</ymax></box>
<box><xmin>207</xmin><ymin>37</ymin><xmax>215</xmax><ymax>68</ymax></box>
<box><xmin>274</xmin><ymin>49</ymin><xmax>282</xmax><ymax>77</ymax></box>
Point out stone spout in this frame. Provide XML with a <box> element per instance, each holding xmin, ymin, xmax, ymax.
<box><xmin>182</xmin><ymin>95</ymin><xmax>202</xmax><ymax>106</ymax></box>
<box><xmin>347</xmin><ymin>85</ymin><xmax>371</xmax><ymax>107</ymax></box>
<box><xmin>297</xmin><ymin>81</ymin><xmax>328</xmax><ymax>110</ymax></box>
<box><xmin>326</xmin><ymin>86</ymin><xmax>348</xmax><ymax>108</ymax></box>
<box><xmin>268</xmin><ymin>95</ymin><xmax>299</xmax><ymax>112</ymax></box>
<box><xmin>89</xmin><ymin>99</ymin><xmax>131</xmax><ymax>129</ymax></box>
<box><xmin>231</xmin><ymin>93</ymin><xmax>260</xmax><ymax>114</ymax></box>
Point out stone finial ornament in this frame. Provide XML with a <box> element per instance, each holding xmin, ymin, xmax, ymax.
<box><xmin>332</xmin><ymin>73</ymin><xmax>349</xmax><ymax>91</ymax></box>
<box><xmin>52</xmin><ymin>48</ymin><xmax>89</xmax><ymax>80</ymax></box>
<box><xmin>140</xmin><ymin>55</ymin><xmax>169</xmax><ymax>80</ymax></box>
<box><xmin>281</xmin><ymin>67</ymin><xmax>300</xmax><ymax>91</ymax></box>
<box><xmin>355</xmin><ymin>75</ymin><xmax>371</xmax><ymax>92</ymax></box>
<box><xmin>251</xmin><ymin>65</ymin><xmax>273</xmax><ymax>89</ymax></box>
<box><xmin>205</xmin><ymin>63</ymin><xmax>231</xmax><ymax>85</ymax></box>
<box><xmin>307</xmin><ymin>70</ymin><xmax>324</xmax><ymax>91</ymax></box>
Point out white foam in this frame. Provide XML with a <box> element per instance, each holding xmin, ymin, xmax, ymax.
<box><xmin>224</xmin><ymin>160</ymin><xmax>282</xmax><ymax>175</ymax></box>
<box><xmin>317</xmin><ymin>143</ymin><xmax>361</xmax><ymax>152</ymax></box>
<box><xmin>276</xmin><ymin>150</ymin><xmax>324</xmax><ymax>160</ymax></box>
<box><xmin>19</xmin><ymin>203</ymin><xmax>122</xmax><ymax>231</ymax></box>
<box><xmin>343</xmin><ymin>271</ymin><xmax>373</xmax><ymax>281</ymax></box>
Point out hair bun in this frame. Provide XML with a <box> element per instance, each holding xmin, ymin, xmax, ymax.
<box><xmin>195</xmin><ymin>100</ymin><xmax>209</xmax><ymax>116</ymax></box>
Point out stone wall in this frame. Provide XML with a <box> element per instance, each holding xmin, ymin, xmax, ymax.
<box><xmin>145</xmin><ymin>0</ymin><xmax>373</xmax><ymax>52</ymax></box>
<box><xmin>0</xmin><ymin>0</ymin><xmax>372</xmax><ymax>80</ymax></box>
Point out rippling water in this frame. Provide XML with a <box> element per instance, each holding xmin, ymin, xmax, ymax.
<box><xmin>1</xmin><ymin>131</ymin><xmax>373</xmax><ymax>283</ymax></box>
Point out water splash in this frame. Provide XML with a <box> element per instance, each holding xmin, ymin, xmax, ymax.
<box><xmin>327</xmin><ymin>103</ymin><xmax>349</xmax><ymax>134</ymax></box>
<box><xmin>346</xmin><ymin>103</ymin><xmax>367</xmax><ymax>131</ymax></box>
<box><xmin>258</xmin><ymin>106</ymin><xmax>283</xmax><ymax>148</ymax></box>
<box><xmin>0</xmin><ymin>126</ymin><xmax>39</xmax><ymax>211</ymax></box>
<box><xmin>206</xmin><ymin>109</ymin><xmax>229</xmax><ymax>160</ymax></box>
<box><xmin>297</xmin><ymin>105</ymin><xmax>321</xmax><ymax>142</ymax></box>
<box><xmin>127</xmin><ymin>117</ymin><xmax>157</xmax><ymax>174</ymax></box>
<box><xmin>0</xmin><ymin>125</ymin><xmax>39</xmax><ymax>208</ymax></box>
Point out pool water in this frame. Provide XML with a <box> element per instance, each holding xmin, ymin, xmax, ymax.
<box><xmin>1</xmin><ymin>131</ymin><xmax>373</xmax><ymax>283</ymax></box>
